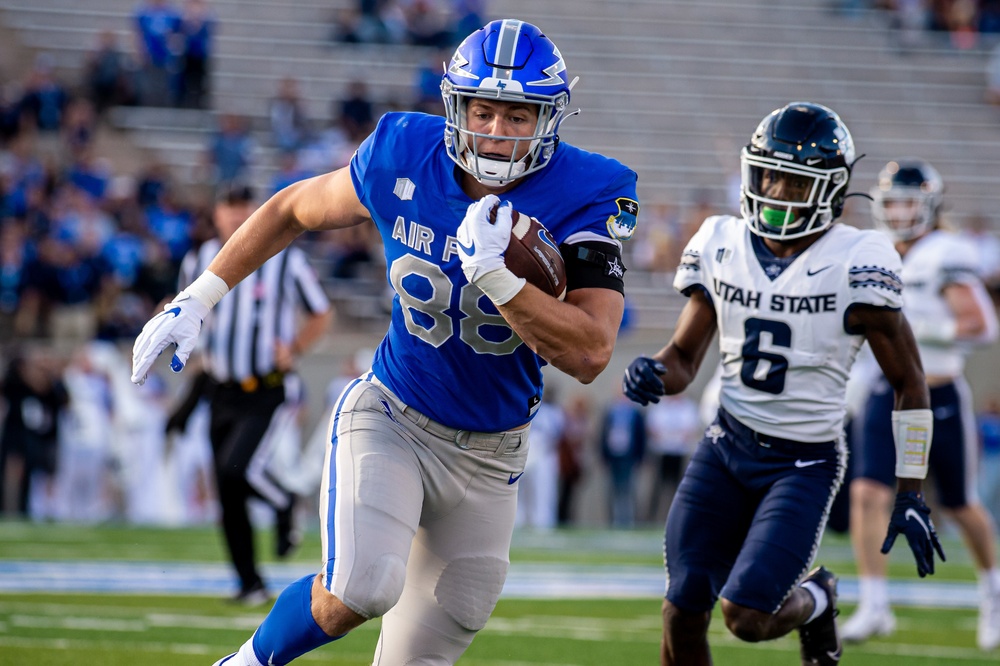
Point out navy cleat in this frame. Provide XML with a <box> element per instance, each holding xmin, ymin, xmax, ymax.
<box><xmin>798</xmin><ymin>566</ymin><xmax>842</xmax><ymax>665</ymax></box>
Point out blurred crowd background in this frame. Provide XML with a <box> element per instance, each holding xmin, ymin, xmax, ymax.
<box><xmin>1</xmin><ymin>0</ymin><xmax>1000</xmax><ymax>533</ymax></box>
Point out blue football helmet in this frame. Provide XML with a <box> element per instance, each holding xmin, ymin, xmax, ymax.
<box><xmin>870</xmin><ymin>158</ymin><xmax>943</xmax><ymax>242</ymax></box>
<box><xmin>441</xmin><ymin>19</ymin><xmax>576</xmax><ymax>186</ymax></box>
<box><xmin>740</xmin><ymin>102</ymin><xmax>856</xmax><ymax>241</ymax></box>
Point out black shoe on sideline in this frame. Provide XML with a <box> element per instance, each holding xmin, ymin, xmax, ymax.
<box><xmin>798</xmin><ymin>566</ymin><xmax>842</xmax><ymax>665</ymax></box>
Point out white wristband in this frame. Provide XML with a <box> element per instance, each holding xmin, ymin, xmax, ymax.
<box><xmin>183</xmin><ymin>270</ymin><xmax>230</xmax><ymax>309</ymax></box>
<box><xmin>910</xmin><ymin>317</ymin><xmax>957</xmax><ymax>345</ymax></box>
<box><xmin>475</xmin><ymin>267</ymin><xmax>526</xmax><ymax>306</ymax></box>
<box><xmin>893</xmin><ymin>409</ymin><xmax>934</xmax><ymax>479</ymax></box>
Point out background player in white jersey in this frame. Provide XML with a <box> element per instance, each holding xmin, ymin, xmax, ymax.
<box><xmin>623</xmin><ymin>102</ymin><xmax>942</xmax><ymax>666</ymax></box>
<box><xmin>131</xmin><ymin>19</ymin><xmax>638</xmax><ymax>666</ymax></box>
<box><xmin>841</xmin><ymin>159</ymin><xmax>1000</xmax><ymax>650</ymax></box>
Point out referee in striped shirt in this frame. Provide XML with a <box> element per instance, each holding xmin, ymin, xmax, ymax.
<box><xmin>179</xmin><ymin>182</ymin><xmax>331</xmax><ymax>604</ymax></box>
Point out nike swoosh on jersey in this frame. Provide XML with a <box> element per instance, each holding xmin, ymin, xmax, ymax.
<box><xmin>456</xmin><ymin>238</ymin><xmax>475</xmax><ymax>255</ymax></box>
<box><xmin>508</xmin><ymin>472</ymin><xmax>524</xmax><ymax>485</ymax></box>
<box><xmin>806</xmin><ymin>265</ymin><xmax>833</xmax><ymax>276</ymax></box>
<box><xmin>794</xmin><ymin>459</ymin><xmax>826</xmax><ymax>468</ymax></box>
<box><xmin>905</xmin><ymin>507</ymin><xmax>932</xmax><ymax>539</ymax></box>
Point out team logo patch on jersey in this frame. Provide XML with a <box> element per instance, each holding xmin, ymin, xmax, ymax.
<box><xmin>606</xmin><ymin>197</ymin><xmax>639</xmax><ymax>241</ymax></box>
<box><xmin>393</xmin><ymin>178</ymin><xmax>415</xmax><ymax>201</ymax></box>
<box><xmin>715</xmin><ymin>248</ymin><xmax>733</xmax><ymax>265</ymax></box>
<box><xmin>849</xmin><ymin>265</ymin><xmax>902</xmax><ymax>294</ymax></box>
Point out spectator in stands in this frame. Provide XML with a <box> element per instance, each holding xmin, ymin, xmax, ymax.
<box><xmin>401</xmin><ymin>0</ymin><xmax>455</xmax><ymax>48</ymax></box>
<box><xmin>557</xmin><ymin>393</ymin><xmax>591</xmax><ymax>526</ymax></box>
<box><xmin>136</xmin><ymin>161</ymin><xmax>172</xmax><ymax>209</ymax></box>
<box><xmin>63</xmin><ymin>146</ymin><xmax>111</xmax><ymax>203</ymax></box>
<box><xmin>599</xmin><ymin>390</ymin><xmax>646</xmax><ymax>528</ymax></box>
<box><xmin>0</xmin><ymin>347</ymin><xmax>68</xmax><ymax>517</ymax></box>
<box><xmin>888</xmin><ymin>0</ymin><xmax>928</xmax><ymax>52</ymax></box>
<box><xmin>133</xmin><ymin>0</ymin><xmax>183</xmax><ymax>107</ymax></box>
<box><xmin>643</xmin><ymin>392</ymin><xmax>700</xmax><ymax>524</ymax></box>
<box><xmin>144</xmin><ymin>186</ymin><xmax>193</xmax><ymax>265</ymax></box>
<box><xmin>412</xmin><ymin>48</ymin><xmax>450</xmax><ymax>114</ymax></box>
<box><xmin>516</xmin><ymin>389</ymin><xmax>565</xmax><ymax>531</ymax></box>
<box><xmin>269</xmin><ymin>151</ymin><xmax>314</xmax><ymax>197</ymax></box>
<box><xmin>268</xmin><ymin>77</ymin><xmax>311</xmax><ymax>154</ymax></box>
<box><xmin>331</xmin><ymin>0</ymin><xmax>406</xmax><ymax>44</ymax></box>
<box><xmin>178</xmin><ymin>0</ymin><xmax>215</xmax><ymax>109</ymax></box>
<box><xmin>203</xmin><ymin>113</ymin><xmax>255</xmax><ymax>187</ymax></box>
<box><xmin>452</xmin><ymin>0</ymin><xmax>487</xmax><ymax>39</ymax></box>
<box><xmin>337</xmin><ymin>79</ymin><xmax>375</xmax><ymax>144</ymax></box>
<box><xmin>18</xmin><ymin>55</ymin><xmax>69</xmax><ymax>133</ymax></box>
<box><xmin>85</xmin><ymin>30</ymin><xmax>136</xmax><ymax>115</ymax></box>
<box><xmin>60</xmin><ymin>98</ymin><xmax>99</xmax><ymax>159</ymax></box>
<box><xmin>0</xmin><ymin>220</ymin><xmax>38</xmax><ymax>343</ymax></box>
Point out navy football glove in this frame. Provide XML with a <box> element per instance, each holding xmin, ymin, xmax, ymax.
<box><xmin>880</xmin><ymin>491</ymin><xmax>946</xmax><ymax>578</ymax></box>
<box><xmin>623</xmin><ymin>356</ymin><xmax>667</xmax><ymax>405</ymax></box>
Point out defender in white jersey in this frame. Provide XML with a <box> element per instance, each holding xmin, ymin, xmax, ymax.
<box><xmin>624</xmin><ymin>103</ymin><xmax>942</xmax><ymax>666</ymax></box>
<box><xmin>131</xmin><ymin>19</ymin><xmax>637</xmax><ymax>666</ymax></box>
<box><xmin>842</xmin><ymin>158</ymin><xmax>1000</xmax><ymax>650</ymax></box>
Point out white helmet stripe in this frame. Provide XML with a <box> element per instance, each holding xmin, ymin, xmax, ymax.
<box><xmin>492</xmin><ymin>19</ymin><xmax>523</xmax><ymax>80</ymax></box>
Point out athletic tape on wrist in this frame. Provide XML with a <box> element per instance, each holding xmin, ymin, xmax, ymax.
<box><xmin>475</xmin><ymin>268</ymin><xmax>526</xmax><ymax>306</ymax></box>
<box><xmin>893</xmin><ymin>409</ymin><xmax>934</xmax><ymax>479</ymax></box>
<box><xmin>183</xmin><ymin>270</ymin><xmax>230</xmax><ymax>309</ymax></box>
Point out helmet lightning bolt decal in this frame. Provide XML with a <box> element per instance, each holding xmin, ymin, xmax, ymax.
<box><xmin>448</xmin><ymin>52</ymin><xmax>479</xmax><ymax>80</ymax></box>
<box><xmin>528</xmin><ymin>46</ymin><xmax>567</xmax><ymax>86</ymax></box>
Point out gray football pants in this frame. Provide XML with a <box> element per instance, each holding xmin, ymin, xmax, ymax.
<box><xmin>319</xmin><ymin>374</ymin><xmax>530</xmax><ymax>664</ymax></box>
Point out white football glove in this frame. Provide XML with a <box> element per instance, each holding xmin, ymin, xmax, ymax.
<box><xmin>456</xmin><ymin>194</ymin><xmax>512</xmax><ymax>284</ymax></box>
<box><xmin>131</xmin><ymin>291</ymin><xmax>210</xmax><ymax>385</ymax></box>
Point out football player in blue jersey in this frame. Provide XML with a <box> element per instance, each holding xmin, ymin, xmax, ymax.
<box><xmin>131</xmin><ymin>19</ymin><xmax>638</xmax><ymax>666</ymax></box>
<box><xmin>623</xmin><ymin>102</ymin><xmax>943</xmax><ymax>666</ymax></box>
<box><xmin>841</xmin><ymin>159</ymin><xmax>1000</xmax><ymax>649</ymax></box>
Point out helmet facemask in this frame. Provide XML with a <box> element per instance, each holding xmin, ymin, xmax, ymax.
<box><xmin>442</xmin><ymin>82</ymin><xmax>569</xmax><ymax>186</ymax></box>
<box><xmin>870</xmin><ymin>159</ymin><xmax>942</xmax><ymax>242</ymax></box>
<box><xmin>741</xmin><ymin>150</ymin><xmax>850</xmax><ymax>241</ymax></box>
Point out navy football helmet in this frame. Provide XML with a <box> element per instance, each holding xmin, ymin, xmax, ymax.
<box><xmin>870</xmin><ymin>158</ymin><xmax>943</xmax><ymax>242</ymax></box>
<box><xmin>441</xmin><ymin>19</ymin><xmax>576</xmax><ymax>185</ymax></box>
<box><xmin>740</xmin><ymin>102</ymin><xmax>856</xmax><ymax>241</ymax></box>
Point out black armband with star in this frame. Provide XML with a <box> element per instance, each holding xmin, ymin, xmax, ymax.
<box><xmin>561</xmin><ymin>241</ymin><xmax>626</xmax><ymax>295</ymax></box>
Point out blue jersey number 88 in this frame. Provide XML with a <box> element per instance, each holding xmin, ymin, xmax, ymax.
<box><xmin>389</xmin><ymin>254</ymin><xmax>523</xmax><ymax>356</ymax></box>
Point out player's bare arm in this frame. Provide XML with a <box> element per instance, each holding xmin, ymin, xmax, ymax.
<box><xmin>849</xmin><ymin>304</ymin><xmax>929</xmax><ymax>493</ymax></box>
<box><xmin>943</xmin><ymin>282</ymin><xmax>994</xmax><ymax>338</ymax></box>
<box><xmin>207</xmin><ymin>167</ymin><xmax>371</xmax><ymax>289</ymax></box>
<box><xmin>650</xmin><ymin>289</ymin><xmax>718</xmax><ymax>395</ymax></box>
<box><xmin>498</xmin><ymin>285</ymin><xmax>623</xmax><ymax>384</ymax></box>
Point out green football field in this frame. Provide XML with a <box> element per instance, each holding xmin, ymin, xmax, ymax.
<box><xmin>0</xmin><ymin>522</ymin><xmax>995</xmax><ymax>665</ymax></box>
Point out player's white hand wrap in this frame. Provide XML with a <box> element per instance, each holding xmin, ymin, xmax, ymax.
<box><xmin>893</xmin><ymin>409</ymin><xmax>934</xmax><ymax>479</ymax></box>
<box><xmin>456</xmin><ymin>194</ymin><xmax>525</xmax><ymax>305</ymax></box>
<box><xmin>131</xmin><ymin>271</ymin><xmax>228</xmax><ymax>385</ymax></box>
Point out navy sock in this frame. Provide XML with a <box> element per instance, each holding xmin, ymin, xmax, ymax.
<box><xmin>251</xmin><ymin>574</ymin><xmax>341</xmax><ymax>665</ymax></box>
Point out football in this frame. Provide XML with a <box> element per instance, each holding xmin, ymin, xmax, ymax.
<box><xmin>504</xmin><ymin>209</ymin><xmax>567</xmax><ymax>301</ymax></box>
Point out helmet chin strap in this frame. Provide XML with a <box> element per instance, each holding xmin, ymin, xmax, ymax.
<box><xmin>464</xmin><ymin>152</ymin><xmax>529</xmax><ymax>187</ymax></box>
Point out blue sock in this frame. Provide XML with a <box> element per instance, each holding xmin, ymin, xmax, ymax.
<box><xmin>251</xmin><ymin>574</ymin><xmax>341</xmax><ymax>665</ymax></box>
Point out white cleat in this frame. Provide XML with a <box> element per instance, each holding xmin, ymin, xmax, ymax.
<box><xmin>211</xmin><ymin>653</ymin><xmax>238</xmax><ymax>666</ymax></box>
<box><xmin>839</xmin><ymin>606</ymin><xmax>896</xmax><ymax>643</ymax></box>
<box><xmin>979</xmin><ymin>592</ymin><xmax>1000</xmax><ymax>650</ymax></box>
